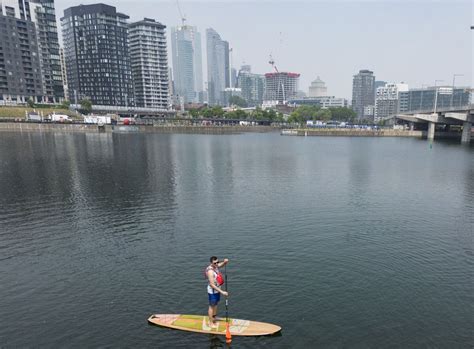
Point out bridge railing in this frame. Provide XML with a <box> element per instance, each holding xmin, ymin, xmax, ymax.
<box><xmin>386</xmin><ymin>104</ymin><xmax>474</xmax><ymax>119</ymax></box>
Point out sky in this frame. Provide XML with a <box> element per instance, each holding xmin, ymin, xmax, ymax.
<box><xmin>55</xmin><ymin>0</ymin><xmax>473</xmax><ymax>100</ymax></box>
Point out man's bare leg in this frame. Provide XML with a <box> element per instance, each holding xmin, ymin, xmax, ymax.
<box><xmin>213</xmin><ymin>305</ymin><xmax>218</xmax><ymax>320</ymax></box>
<box><xmin>208</xmin><ymin>305</ymin><xmax>218</xmax><ymax>327</ymax></box>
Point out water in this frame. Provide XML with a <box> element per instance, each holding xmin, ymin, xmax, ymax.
<box><xmin>0</xmin><ymin>131</ymin><xmax>472</xmax><ymax>348</ymax></box>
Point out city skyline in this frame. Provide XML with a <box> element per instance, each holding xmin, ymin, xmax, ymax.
<box><xmin>54</xmin><ymin>0</ymin><xmax>473</xmax><ymax>100</ymax></box>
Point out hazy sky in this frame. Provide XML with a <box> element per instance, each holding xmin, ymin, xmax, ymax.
<box><xmin>55</xmin><ymin>0</ymin><xmax>473</xmax><ymax>99</ymax></box>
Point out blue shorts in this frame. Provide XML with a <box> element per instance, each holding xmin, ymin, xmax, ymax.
<box><xmin>208</xmin><ymin>292</ymin><xmax>220</xmax><ymax>306</ymax></box>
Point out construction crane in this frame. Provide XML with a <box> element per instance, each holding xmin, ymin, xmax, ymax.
<box><xmin>176</xmin><ymin>0</ymin><xmax>186</xmax><ymax>26</ymax></box>
<box><xmin>268</xmin><ymin>54</ymin><xmax>285</xmax><ymax>103</ymax></box>
<box><xmin>268</xmin><ymin>54</ymin><xmax>279</xmax><ymax>73</ymax></box>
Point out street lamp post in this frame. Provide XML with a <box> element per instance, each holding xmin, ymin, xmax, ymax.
<box><xmin>74</xmin><ymin>89</ymin><xmax>78</xmax><ymax>114</ymax></box>
<box><xmin>420</xmin><ymin>84</ymin><xmax>428</xmax><ymax>111</ymax></box>
<box><xmin>451</xmin><ymin>74</ymin><xmax>463</xmax><ymax>108</ymax></box>
<box><xmin>433</xmin><ymin>79</ymin><xmax>444</xmax><ymax>113</ymax></box>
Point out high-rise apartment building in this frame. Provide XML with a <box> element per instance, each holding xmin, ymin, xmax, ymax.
<box><xmin>352</xmin><ymin>69</ymin><xmax>375</xmax><ymax>120</ymax></box>
<box><xmin>61</xmin><ymin>4</ymin><xmax>133</xmax><ymax>106</ymax></box>
<box><xmin>374</xmin><ymin>82</ymin><xmax>408</xmax><ymax>122</ymax></box>
<box><xmin>264</xmin><ymin>72</ymin><xmax>300</xmax><ymax>103</ymax></box>
<box><xmin>206</xmin><ymin>28</ymin><xmax>229</xmax><ymax>106</ymax></box>
<box><xmin>374</xmin><ymin>80</ymin><xmax>386</xmax><ymax>97</ymax></box>
<box><xmin>237</xmin><ymin>66</ymin><xmax>265</xmax><ymax>107</ymax></box>
<box><xmin>170</xmin><ymin>24</ymin><xmax>203</xmax><ymax>103</ymax></box>
<box><xmin>0</xmin><ymin>0</ymin><xmax>63</xmax><ymax>104</ymax></box>
<box><xmin>29</xmin><ymin>0</ymin><xmax>64</xmax><ymax>102</ymax></box>
<box><xmin>129</xmin><ymin>18</ymin><xmax>169</xmax><ymax>110</ymax></box>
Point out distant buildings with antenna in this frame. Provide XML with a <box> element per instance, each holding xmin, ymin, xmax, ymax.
<box><xmin>7</xmin><ymin>0</ymin><xmax>429</xmax><ymax>118</ymax></box>
<box><xmin>206</xmin><ymin>28</ymin><xmax>230</xmax><ymax>106</ymax></box>
<box><xmin>170</xmin><ymin>24</ymin><xmax>204</xmax><ymax>104</ymax></box>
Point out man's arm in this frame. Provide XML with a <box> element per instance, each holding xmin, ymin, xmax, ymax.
<box><xmin>217</xmin><ymin>258</ymin><xmax>229</xmax><ymax>268</ymax></box>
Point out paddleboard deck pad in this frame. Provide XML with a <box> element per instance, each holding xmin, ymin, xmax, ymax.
<box><xmin>148</xmin><ymin>314</ymin><xmax>281</xmax><ymax>336</ymax></box>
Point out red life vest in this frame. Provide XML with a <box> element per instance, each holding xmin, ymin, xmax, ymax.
<box><xmin>205</xmin><ymin>265</ymin><xmax>224</xmax><ymax>289</ymax></box>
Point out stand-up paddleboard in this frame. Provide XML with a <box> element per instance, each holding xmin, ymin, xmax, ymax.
<box><xmin>148</xmin><ymin>314</ymin><xmax>281</xmax><ymax>336</ymax></box>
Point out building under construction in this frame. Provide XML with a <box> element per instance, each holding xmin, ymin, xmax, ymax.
<box><xmin>264</xmin><ymin>72</ymin><xmax>300</xmax><ymax>103</ymax></box>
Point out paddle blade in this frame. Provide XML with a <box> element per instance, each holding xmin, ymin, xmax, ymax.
<box><xmin>225</xmin><ymin>322</ymin><xmax>232</xmax><ymax>343</ymax></box>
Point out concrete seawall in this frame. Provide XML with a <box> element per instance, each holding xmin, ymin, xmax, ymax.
<box><xmin>281</xmin><ymin>128</ymin><xmax>472</xmax><ymax>140</ymax></box>
<box><xmin>282</xmin><ymin>128</ymin><xmax>424</xmax><ymax>137</ymax></box>
<box><xmin>0</xmin><ymin>122</ymin><xmax>102</xmax><ymax>132</ymax></box>
<box><xmin>0</xmin><ymin>122</ymin><xmax>277</xmax><ymax>134</ymax></box>
<box><xmin>139</xmin><ymin>125</ymin><xmax>276</xmax><ymax>134</ymax></box>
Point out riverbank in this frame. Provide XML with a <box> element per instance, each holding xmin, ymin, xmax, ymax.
<box><xmin>0</xmin><ymin>107</ymin><xmax>77</xmax><ymax>119</ymax></box>
<box><xmin>0</xmin><ymin>122</ymin><xmax>470</xmax><ymax>141</ymax></box>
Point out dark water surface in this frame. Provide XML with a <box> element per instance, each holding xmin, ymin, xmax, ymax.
<box><xmin>0</xmin><ymin>132</ymin><xmax>472</xmax><ymax>348</ymax></box>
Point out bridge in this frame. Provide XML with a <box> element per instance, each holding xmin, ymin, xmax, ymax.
<box><xmin>387</xmin><ymin>104</ymin><xmax>474</xmax><ymax>144</ymax></box>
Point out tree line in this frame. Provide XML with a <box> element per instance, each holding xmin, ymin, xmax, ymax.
<box><xmin>77</xmin><ymin>97</ymin><xmax>356</xmax><ymax>124</ymax></box>
<box><xmin>188</xmin><ymin>106</ymin><xmax>285</xmax><ymax>122</ymax></box>
<box><xmin>287</xmin><ymin>105</ymin><xmax>357</xmax><ymax>124</ymax></box>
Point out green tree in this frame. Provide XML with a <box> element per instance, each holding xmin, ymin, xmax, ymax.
<box><xmin>201</xmin><ymin>107</ymin><xmax>213</xmax><ymax>119</ymax></box>
<box><xmin>79</xmin><ymin>98</ymin><xmax>92</xmax><ymax>115</ymax></box>
<box><xmin>224</xmin><ymin>110</ymin><xmax>236</xmax><ymax>119</ymax></box>
<box><xmin>288</xmin><ymin>106</ymin><xmax>310</xmax><ymax>124</ymax></box>
<box><xmin>289</xmin><ymin>105</ymin><xmax>321</xmax><ymax>122</ymax></box>
<box><xmin>250</xmin><ymin>107</ymin><xmax>264</xmax><ymax>120</ymax></box>
<box><xmin>314</xmin><ymin>108</ymin><xmax>332</xmax><ymax>121</ymax></box>
<box><xmin>189</xmin><ymin>108</ymin><xmax>201</xmax><ymax>118</ymax></box>
<box><xmin>264</xmin><ymin>109</ymin><xmax>277</xmax><ymax>121</ymax></box>
<box><xmin>61</xmin><ymin>100</ymin><xmax>71</xmax><ymax>109</ymax></box>
<box><xmin>211</xmin><ymin>106</ymin><xmax>225</xmax><ymax>118</ymax></box>
<box><xmin>287</xmin><ymin>112</ymin><xmax>304</xmax><ymax>124</ymax></box>
<box><xmin>328</xmin><ymin>107</ymin><xmax>356</xmax><ymax>122</ymax></box>
<box><xmin>228</xmin><ymin>96</ymin><xmax>248</xmax><ymax>108</ymax></box>
<box><xmin>27</xmin><ymin>98</ymin><xmax>35</xmax><ymax>108</ymax></box>
<box><xmin>225</xmin><ymin>110</ymin><xmax>246</xmax><ymax>120</ymax></box>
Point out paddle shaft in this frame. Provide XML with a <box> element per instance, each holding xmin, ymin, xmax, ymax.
<box><xmin>224</xmin><ymin>264</ymin><xmax>233</xmax><ymax>343</ymax></box>
<box><xmin>225</xmin><ymin>264</ymin><xmax>229</xmax><ymax>322</ymax></box>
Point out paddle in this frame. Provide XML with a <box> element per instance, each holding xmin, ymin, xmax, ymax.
<box><xmin>225</xmin><ymin>264</ymin><xmax>232</xmax><ymax>344</ymax></box>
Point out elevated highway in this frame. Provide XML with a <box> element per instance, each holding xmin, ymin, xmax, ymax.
<box><xmin>388</xmin><ymin>104</ymin><xmax>473</xmax><ymax>144</ymax></box>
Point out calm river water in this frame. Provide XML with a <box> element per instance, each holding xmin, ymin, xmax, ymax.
<box><xmin>0</xmin><ymin>131</ymin><xmax>472</xmax><ymax>348</ymax></box>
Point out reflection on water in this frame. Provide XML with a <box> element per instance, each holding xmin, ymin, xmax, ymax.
<box><xmin>0</xmin><ymin>132</ymin><xmax>472</xmax><ymax>348</ymax></box>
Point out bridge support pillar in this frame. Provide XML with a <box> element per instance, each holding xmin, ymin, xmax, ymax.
<box><xmin>409</xmin><ymin>122</ymin><xmax>414</xmax><ymax>131</ymax></box>
<box><xmin>461</xmin><ymin>121</ymin><xmax>471</xmax><ymax>144</ymax></box>
<box><xmin>427</xmin><ymin>122</ymin><xmax>435</xmax><ymax>140</ymax></box>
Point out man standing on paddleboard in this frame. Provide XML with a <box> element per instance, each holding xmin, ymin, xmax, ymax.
<box><xmin>206</xmin><ymin>256</ymin><xmax>229</xmax><ymax>328</ymax></box>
